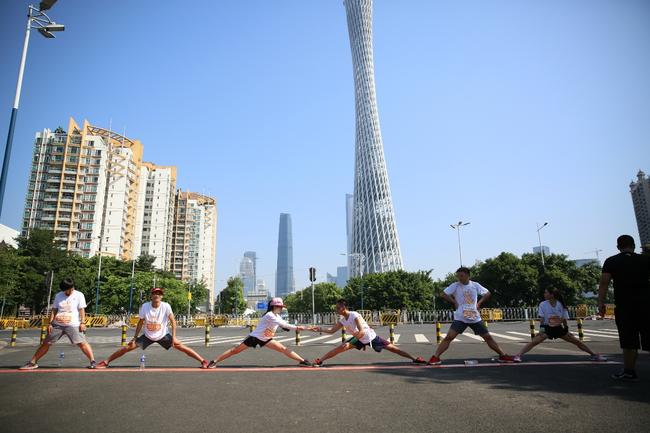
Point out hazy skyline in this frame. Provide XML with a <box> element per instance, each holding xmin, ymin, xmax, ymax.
<box><xmin>1</xmin><ymin>1</ymin><xmax>648</xmax><ymax>295</ymax></box>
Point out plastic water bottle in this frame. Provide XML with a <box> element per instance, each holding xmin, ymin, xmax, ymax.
<box><xmin>58</xmin><ymin>352</ymin><xmax>65</xmax><ymax>367</ymax></box>
<box><xmin>139</xmin><ymin>354</ymin><xmax>146</xmax><ymax>370</ymax></box>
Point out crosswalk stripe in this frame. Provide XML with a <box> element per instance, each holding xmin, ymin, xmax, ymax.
<box><xmin>440</xmin><ymin>333</ymin><xmax>463</xmax><ymax>342</ymax></box>
<box><xmin>582</xmin><ymin>331</ymin><xmax>618</xmax><ymax>339</ymax></box>
<box><xmin>325</xmin><ymin>337</ymin><xmax>344</xmax><ymax>345</ymax></box>
<box><xmin>461</xmin><ymin>334</ymin><xmax>484</xmax><ymax>341</ymax></box>
<box><xmin>294</xmin><ymin>334</ymin><xmax>333</xmax><ymax>345</ymax></box>
<box><xmin>488</xmin><ymin>332</ymin><xmax>524</xmax><ymax>341</ymax></box>
<box><xmin>507</xmin><ymin>331</ymin><xmax>533</xmax><ymax>337</ymax></box>
<box><xmin>584</xmin><ymin>329</ymin><xmax>618</xmax><ymax>335</ymax></box>
<box><xmin>414</xmin><ymin>334</ymin><xmax>430</xmax><ymax>343</ymax></box>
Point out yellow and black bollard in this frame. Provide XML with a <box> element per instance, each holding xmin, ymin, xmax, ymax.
<box><xmin>436</xmin><ymin>321</ymin><xmax>442</xmax><ymax>344</ymax></box>
<box><xmin>121</xmin><ymin>324</ymin><xmax>127</xmax><ymax>347</ymax></box>
<box><xmin>341</xmin><ymin>328</ymin><xmax>346</xmax><ymax>344</ymax></box>
<box><xmin>295</xmin><ymin>328</ymin><xmax>301</xmax><ymax>346</ymax></box>
<box><xmin>389</xmin><ymin>323</ymin><xmax>395</xmax><ymax>344</ymax></box>
<box><xmin>484</xmin><ymin>320</ymin><xmax>489</xmax><ymax>330</ymax></box>
<box><xmin>205</xmin><ymin>324</ymin><xmax>211</xmax><ymax>347</ymax></box>
<box><xmin>40</xmin><ymin>325</ymin><xmax>47</xmax><ymax>344</ymax></box>
<box><xmin>577</xmin><ymin>318</ymin><xmax>584</xmax><ymax>341</ymax></box>
<box><xmin>529</xmin><ymin>319</ymin><xmax>536</xmax><ymax>340</ymax></box>
<box><xmin>10</xmin><ymin>325</ymin><xmax>17</xmax><ymax>347</ymax></box>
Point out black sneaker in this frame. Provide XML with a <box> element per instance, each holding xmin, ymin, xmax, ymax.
<box><xmin>88</xmin><ymin>360</ymin><xmax>97</xmax><ymax>369</ymax></box>
<box><xmin>611</xmin><ymin>370</ymin><xmax>639</xmax><ymax>382</ymax></box>
<box><xmin>207</xmin><ymin>360</ymin><xmax>218</xmax><ymax>369</ymax></box>
<box><xmin>298</xmin><ymin>360</ymin><xmax>312</xmax><ymax>367</ymax></box>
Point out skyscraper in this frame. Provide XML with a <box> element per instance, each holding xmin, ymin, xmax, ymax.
<box><xmin>239</xmin><ymin>255</ymin><xmax>255</xmax><ymax>297</ymax></box>
<box><xmin>243</xmin><ymin>251</ymin><xmax>257</xmax><ymax>296</ymax></box>
<box><xmin>275</xmin><ymin>213</ymin><xmax>295</xmax><ymax>298</ymax></box>
<box><xmin>345</xmin><ymin>193</ymin><xmax>354</xmax><ymax>273</ymax></box>
<box><xmin>344</xmin><ymin>0</ymin><xmax>403</xmax><ymax>277</ymax></box>
<box><xmin>630</xmin><ymin>170</ymin><xmax>650</xmax><ymax>246</ymax></box>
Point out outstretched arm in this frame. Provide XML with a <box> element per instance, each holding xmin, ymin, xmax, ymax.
<box><xmin>314</xmin><ymin>322</ymin><xmax>343</xmax><ymax>334</ymax></box>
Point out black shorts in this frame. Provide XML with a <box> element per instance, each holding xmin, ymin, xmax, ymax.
<box><xmin>540</xmin><ymin>325</ymin><xmax>569</xmax><ymax>340</ymax></box>
<box><xmin>135</xmin><ymin>333</ymin><xmax>173</xmax><ymax>350</ymax></box>
<box><xmin>243</xmin><ymin>336</ymin><xmax>271</xmax><ymax>348</ymax></box>
<box><xmin>449</xmin><ymin>320</ymin><xmax>489</xmax><ymax>336</ymax></box>
<box><xmin>347</xmin><ymin>336</ymin><xmax>390</xmax><ymax>353</ymax></box>
<box><xmin>615</xmin><ymin>307</ymin><xmax>649</xmax><ymax>351</ymax></box>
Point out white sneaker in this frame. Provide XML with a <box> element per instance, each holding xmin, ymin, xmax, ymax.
<box><xmin>590</xmin><ymin>354</ymin><xmax>607</xmax><ymax>362</ymax></box>
<box><xmin>19</xmin><ymin>362</ymin><xmax>38</xmax><ymax>370</ymax></box>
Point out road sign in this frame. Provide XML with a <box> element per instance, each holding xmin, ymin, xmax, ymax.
<box><xmin>309</xmin><ymin>267</ymin><xmax>316</xmax><ymax>282</ymax></box>
<box><xmin>256</xmin><ymin>302</ymin><xmax>266</xmax><ymax>310</ymax></box>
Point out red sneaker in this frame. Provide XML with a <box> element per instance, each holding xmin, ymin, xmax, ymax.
<box><xmin>200</xmin><ymin>360</ymin><xmax>209</xmax><ymax>369</ymax></box>
<box><xmin>413</xmin><ymin>357</ymin><xmax>427</xmax><ymax>365</ymax></box>
<box><xmin>95</xmin><ymin>360</ymin><xmax>109</xmax><ymax>369</ymax></box>
<box><xmin>313</xmin><ymin>358</ymin><xmax>323</xmax><ymax>367</ymax></box>
<box><xmin>497</xmin><ymin>355</ymin><xmax>516</xmax><ymax>363</ymax></box>
<box><xmin>428</xmin><ymin>355</ymin><xmax>442</xmax><ymax>365</ymax></box>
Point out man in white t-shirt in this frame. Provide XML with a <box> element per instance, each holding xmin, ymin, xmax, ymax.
<box><xmin>96</xmin><ymin>287</ymin><xmax>208</xmax><ymax>368</ymax></box>
<box><xmin>428</xmin><ymin>267</ymin><xmax>515</xmax><ymax>365</ymax></box>
<box><xmin>19</xmin><ymin>278</ymin><xmax>97</xmax><ymax>370</ymax></box>
<box><xmin>312</xmin><ymin>299</ymin><xmax>426</xmax><ymax>366</ymax></box>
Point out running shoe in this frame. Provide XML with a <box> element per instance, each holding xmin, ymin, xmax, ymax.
<box><xmin>95</xmin><ymin>360</ymin><xmax>109</xmax><ymax>369</ymax></box>
<box><xmin>18</xmin><ymin>362</ymin><xmax>38</xmax><ymax>370</ymax></box>
<box><xmin>497</xmin><ymin>355</ymin><xmax>516</xmax><ymax>363</ymax></box>
<box><xmin>312</xmin><ymin>358</ymin><xmax>323</xmax><ymax>367</ymax></box>
<box><xmin>412</xmin><ymin>357</ymin><xmax>427</xmax><ymax>365</ymax></box>
<box><xmin>428</xmin><ymin>355</ymin><xmax>442</xmax><ymax>365</ymax></box>
<box><xmin>207</xmin><ymin>360</ymin><xmax>218</xmax><ymax>369</ymax></box>
<box><xmin>88</xmin><ymin>360</ymin><xmax>97</xmax><ymax>369</ymax></box>
<box><xmin>200</xmin><ymin>359</ymin><xmax>209</xmax><ymax>369</ymax></box>
<box><xmin>611</xmin><ymin>370</ymin><xmax>639</xmax><ymax>382</ymax></box>
<box><xmin>298</xmin><ymin>360</ymin><xmax>312</xmax><ymax>367</ymax></box>
<box><xmin>590</xmin><ymin>354</ymin><xmax>607</xmax><ymax>362</ymax></box>
<box><xmin>513</xmin><ymin>355</ymin><xmax>522</xmax><ymax>363</ymax></box>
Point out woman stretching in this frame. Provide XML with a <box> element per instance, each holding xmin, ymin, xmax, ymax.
<box><xmin>514</xmin><ymin>288</ymin><xmax>606</xmax><ymax>362</ymax></box>
<box><xmin>208</xmin><ymin>298</ymin><xmax>318</xmax><ymax>368</ymax></box>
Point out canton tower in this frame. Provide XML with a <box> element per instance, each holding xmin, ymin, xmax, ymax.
<box><xmin>345</xmin><ymin>0</ymin><xmax>403</xmax><ymax>276</ymax></box>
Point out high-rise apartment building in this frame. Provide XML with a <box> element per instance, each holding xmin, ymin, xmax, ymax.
<box><xmin>275</xmin><ymin>213</ymin><xmax>295</xmax><ymax>298</ymax></box>
<box><xmin>344</xmin><ymin>0</ymin><xmax>403</xmax><ymax>277</ymax></box>
<box><xmin>133</xmin><ymin>163</ymin><xmax>176</xmax><ymax>269</ymax></box>
<box><xmin>22</xmin><ymin>118</ymin><xmax>142</xmax><ymax>260</ymax></box>
<box><xmin>240</xmin><ymin>255</ymin><xmax>255</xmax><ymax>297</ymax></box>
<box><xmin>630</xmin><ymin>170</ymin><xmax>650</xmax><ymax>247</ymax></box>
<box><xmin>170</xmin><ymin>191</ymin><xmax>217</xmax><ymax>307</ymax></box>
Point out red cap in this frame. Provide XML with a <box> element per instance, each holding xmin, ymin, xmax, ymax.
<box><xmin>151</xmin><ymin>287</ymin><xmax>164</xmax><ymax>295</ymax></box>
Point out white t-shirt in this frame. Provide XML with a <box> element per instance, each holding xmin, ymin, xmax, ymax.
<box><xmin>538</xmin><ymin>300</ymin><xmax>569</xmax><ymax>326</ymax></box>
<box><xmin>444</xmin><ymin>281</ymin><xmax>489</xmax><ymax>323</ymax></box>
<box><xmin>52</xmin><ymin>290</ymin><xmax>87</xmax><ymax>327</ymax></box>
<box><xmin>338</xmin><ymin>311</ymin><xmax>377</xmax><ymax>344</ymax></box>
<box><xmin>249</xmin><ymin>311</ymin><xmax>297</xmax><ymax>342</ymax></box>
<box><xmin>139</xmin><ymin>301</ymin><xmax>173</xmax><ymax>341</ymax></box>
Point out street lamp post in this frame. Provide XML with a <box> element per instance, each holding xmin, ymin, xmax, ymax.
<box><xmin>450</xmin><ymin>221</ymin><xmax>470</xmax><ymax>267</ymax></box>
<box><xmin>0</xmin><ymin>2</ymin><xmax>64</xmax><ymax>217</ymax></box>
<box><xmin>536</xmin><ymin>222</ymin><xmax>549</xmax><ymax>268</ymax></box>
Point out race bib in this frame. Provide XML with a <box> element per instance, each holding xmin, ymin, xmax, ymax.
<box><xmin>146</xmin><ymin>321</ymin><xmax>162</xmax><ymax>332</ymax></box>
<box><xmin>263</xmin><ymin>327</ymin><xmax>275</xmax><ymax>338</ymax></box>
<box><xmin>55</xmin><ymin>313</ymin><xmax>72</xmax><ymax>324</ymax></box>
<box><xmin>462</xmin><ymin>308</ymin><xmax>478</xmax><ymax>321</ymax></box>
<box><xmin>548</xmin><ymin>316</ymin><xmax>562</xmax><ymax>327</ymax></box>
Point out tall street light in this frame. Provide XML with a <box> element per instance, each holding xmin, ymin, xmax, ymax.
<box><xmin>450</xmin><ymin>221</ymin><xmax>470</xmax><ymax>267</ymax></box>
<box><xmin>1</xmin><ymin>2</ymin><xmax>65</xmax><ymax>217</ymax></box>
<box><xmin>536</xmin><ymin>222</ymin><xmax>549</xmax><ymax>268</ymax></box>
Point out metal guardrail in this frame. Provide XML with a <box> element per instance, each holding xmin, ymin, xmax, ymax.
<box><xmin>0</xmin><ymin>305</ymin><xmax>609</xmax><ymax>329</ymax></box>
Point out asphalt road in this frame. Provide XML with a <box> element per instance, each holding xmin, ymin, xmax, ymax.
<box><xmin>1</xmin><ymin>321</ymin><xmax>648</xmax><ymax>433</ymax></box>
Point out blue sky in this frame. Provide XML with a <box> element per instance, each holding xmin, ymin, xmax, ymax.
<box><xmin>1</xmin><ymin>0</ymin><xmax>648</xmax><ymax>295</ymax></box>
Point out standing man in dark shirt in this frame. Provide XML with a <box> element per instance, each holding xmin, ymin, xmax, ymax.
<box><xmin>598</xmin><ymin>235</ymin><xmax>650</xmax><ymax>382</ymax></box>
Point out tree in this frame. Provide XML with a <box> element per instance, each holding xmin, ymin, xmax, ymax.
<box><xmin>216</xmin><ymin>277</ymin><xmax>246</xmax><ymax>314</ymax></box>
<box><xmin>285</xmin><ymin>282</ymin><xmax>343</xmax><ymax>313</ymax></box>
<box><xmin>342</xmin><ymin>270</ymin><xmax>436</xmax><ymax>311</ymax></box>
<box><xmin>471</xmin><ymin>252</ymin><xmax>539</xmax><ymax>307</ymax></box>
<box><xmin>0</xmin><ymin>244</ymin><xmax>25</xmax><ymax>316</ymax></box>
